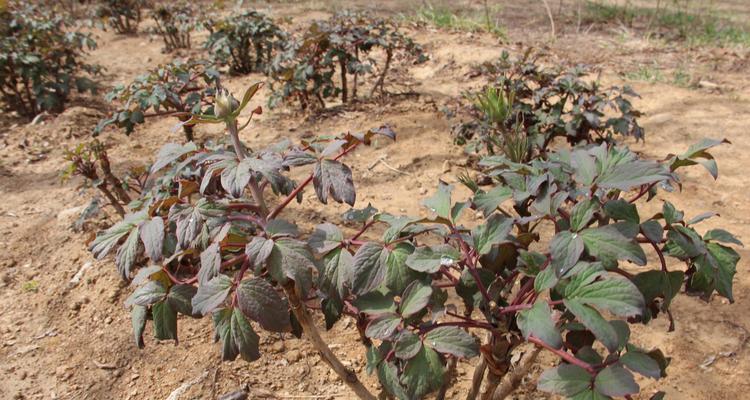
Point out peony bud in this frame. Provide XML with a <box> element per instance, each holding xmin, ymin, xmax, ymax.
<box><xmin>214</xmin><ymin>90</ymin><xmax>239</xmax><ymax>119</ymax></box>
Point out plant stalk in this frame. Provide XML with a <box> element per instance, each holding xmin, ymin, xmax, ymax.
<box><xmin>283</xmin><ymin>283</ymin><xmax>376</xmax><ymax>400</ymax></box>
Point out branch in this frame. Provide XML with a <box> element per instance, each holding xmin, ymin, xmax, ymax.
<box><xmin>283</xmin><ymin>282</ymin><xmax>376</xmax><ymax>400</ymax></box>
<box><xmin>492</xmin><ymin>347</ymin><xmax>542</xmax><ymax>400</ymax></box>
<box><xmin>268</xmin><ymin>142</ymin><xmax>361</xmax><ymax>220</ymax></box>
<box><xmin>527</xmin><ymin>336</ymin><xmax>595</xmax><ymax>374</ymax></box>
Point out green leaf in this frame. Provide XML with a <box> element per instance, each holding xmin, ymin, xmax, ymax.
<box><xmin>167</xmin><ymin>284</ymin><xmax>197</xmax><ymax>316</ymax></box>
<box><xmin>570</xmin><ymin>199</ymin><xmax>599</xmax><ymax>231</ymax></box>
<box><xmin>309</xmin><ymin>223</ymin><xmax>344</xmax><ymax>254</ymax></box>
<box><xmin>268</xmin><ymin>239</ymin><xmax>315</xmax><ymax>295</ymax></box>
<box><xmin>405</xmin><ymin>244</ymin><xmax>461</xmax><ymax>273</ymax></box>
<box><xmin>131</xmin><ymin>305</ymin><xmax>147</xmax><ymax>349</ymax></box>
<box><xmin>152</xmin><ymin>301</ymin><xmax>178</xmax><ymax>341</ymax></box>
<box><xmin>473</xmin><ymin>185</ymin><xmax>512</xmax><ymax>217</ymax></box>
<box><xmin>220</xmin><ymin>158</ymin><xmax>251</xmax><ymax>198</ymax></box>
<box><xmin>537</xmin><ymin>364</ymin><xmax>592</xmax><ymax>397</ymax></box>
<box><xmin>551</xmin><ymin>231</ymin><xmax>584</xmax><ymax>277</ymax></box>
<box><xmin>236</xmin><ymin>277</ymin><xmax>290</xmax><ymax>332</ymax></box>
<box><xmin>424</xmin><ymin>326</ymin><xmax>479</xmax><ymax>358</ymax></box>
<box><xmin>535</xmin><ymin>266</ymin><xmax>558</xmax><ymax>292</ymax></box>
<box><xmin>640</xmin><ymin>220</ymin><xmax>663</xmax><ymax>243</ymax></box>
<box><xmin>621</xmin><ymin>351</ymin><xmax>661</xmax><ymax>379</ymax></box>
<box><xmin>199</xmin><ymin>242</ymin><xmax>221</xmax><ymax>284</ymax></box>
<box><xmin>354</xmin><ymin>290</ymin><xmax>397</xmax><ymax>315</ymax></box>
<box><xmin>116</xmin><ymin>225</ymin><xmax>141</xmax><ymax>279</ymax></box>
<box><xmin>423</xmin><ymin>182</ymin><xmax>452</xmax><ymax>220</ymax></box>
<box><xmin>384</xmin><ymin>243</ymin><xmax>424</xmax><ymax>293</ymax></box>
<box><xmin>365</xmin><ymin>313</ymin><xmax>402</xmax><ymax>339</ymax></box>
<box><xmin>567</xmin><ymin>275</ymin><xmax>645</xmax><ymax>317</ymax></box>
<box><xmin>139</xmin><ymin>217</ymin><xmax>164</xmax><ymax>262</ymax></box>
<box><xmin>594</xmin><ymin>148</ymin><xmax>671</xmax><ymax>191</ymax></box>
<box><xmin>594</xmin><ymin>365</ymin><xmax>639</xmax><ymax>397</ymax></box>
<box><xmin>377</xmin><ymin>361</ymin><xmax>408</xmax><ymax>400</ymax></box>
<box><xmin>320</xmin><ymin>247</ymin><xmax>354</xmax><ymax>301</ymax></box>
<box><xmin>313</xmin><ymin>159</ymin><xmax>355</xmax><ymax>206</ymax></box>
<box><xmin>662</xmin><ymin>201</ymin><xmax>683</xmax><ymax>225</ymax></box>
<box><xmin>213</xmin><ymin>308</ymin><xmax>261</xmax><ymax>362</ymax></box>
<box><xmin>402</xmin><ymin>346</ymin><xmax>445</xmax><ymax>399</ymax></box>
<box><xmin>399</xmin><ymin>280</ymin><xmax>433</xmax><ymax>318</ymax></box>
<box><xmin>603</xmin><ymin>199</ymin><xmax>639</xmax><ymax>224</ymax></box>
<box><xmin>264</xmin><ymin>219</ymin><xmax>298</xmax><ymax>237</ymax></box>
<box><xmin>90</xmin><ymin>211</ymin><xmax>146</xmax><ymax>261</ymax></box>
<box><xmin>472</xmin><ymin>214</ymin><xmax>513</xmax><ymax>255</ymax></box>
<box><xmin>703</xmin><ymin>229</ymin><xmax>743</xmax><ymax>247</ymax></box>
<box><xmin>244</xmin><ymin>237</ymin><xmax>273</xmax><ymax>270</ymax></box>
<box><xmin>192</xmin><ymin>274</ymin><xmax>232</xmax><ymax>315</ymax></box>
<box><xmin>351</xmin><ymin>242</ymin><xmax>388</xmax><ymax>295</ymax></box>
<box><xmin>125</xmin><ymin>280</ymin><xmax>167</xmax><ymax>307</ymax></box>
<box><xmin>518</xmin><ymin>301</ymin><xmax>563</xmax><ymax>349</ymax></box>
<box><xmin>570</xmin><ymin>389</ymin><xmax>611</xmax><ymax>400</ymax></box>
<box><xmin>580</xmin><ymin>225</ymin><xmax>647</xmax><ymax>266</ymax></box>
<box><xmin>395</xmin><ymin>331</ymin><xmax>422</xmax><ymax>360</ymax></box>
<box><xmin>231</xmin><ymin>307</ymin><xmax>261</xmax><ymax>362</ymax></box>
<box><xmin>705</xmin><ymin>242</ymin><xmax>740</xmax><ymax>302</ymax></box>
<box><xmin>565</xmin><ymin>299</ymin><xmax>620</xmax><ymax>352</ymax></box>
<box><xmin>150</xmin><ymin>142</ymin><xmax>197</xmax><ymax>173</ymax></box>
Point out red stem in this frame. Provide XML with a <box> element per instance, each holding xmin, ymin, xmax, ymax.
<box><xmin>527</xmin><ymin>336</ymin><xmax>596</xmax><ymax>374</ymax></box>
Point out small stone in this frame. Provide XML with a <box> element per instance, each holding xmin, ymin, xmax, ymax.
<box><xmin>442</xmin><ymin>160</ymin><xmax>452</xmax><ymax>173</ymax></box>
<box><xmin>285</xmin><ymin>349</ymin><xmax>302</xmax><ymax>363</ymax></box>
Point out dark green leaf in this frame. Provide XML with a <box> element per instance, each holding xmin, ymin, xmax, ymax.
<box><xmin>152</xmin><ymin>301</ymin><xmax>178</xmax><ymax>341</ymax></box>
<box><xmin>365</xmin><ymin>313</ymin><xmax>401</xmax><ymax>339</ymax></box>
<box><xmin>473</xmin><ymin>185</ymin><xmax>512</xmax><ymax>217</ymax></box>
<box><xmin>402</xmin><ymin>346</ymin><xmax>445</xmax><ymax>399</ymax></box>
<box><xmin>703</xmin><ymin>229</ymin><xmax>743</xmax><ymax>247</ymax></box>
<box><xmin>567</xmin><ymin>275</ymin><xmax>645</xmax><ymax>317</ymax></box>
<box><xmin>518</xmin><ymin>301</ymin><xmax>563</xmax><ymax>349</ymax></box>
<box><xmin>551</xmin><ymin>231</ymin><xmax>584</xmax><ymax>277</ymax></box>
<box><xmin>570</xmin><ymin>199</ymin><xmax>599</xmax><ymax>231</ymax></box>
<box><xmin>309</xmin><ymin>223</ymin><xmax>344</xmax><ymax>254</ymax></box>
<box><xmin>399</xmin><ymin>280</ymin><xmax>433</xmax><ymax>318</ymax></box>
<box><xmin>423</xmin><ymin>182</ymin><xmax>452</xmax><ymax>220</ymax></box>
<box><xmin>565</xmin><ymin>299</ymin><xmax>619</xmax><ymax>352</ymax></box>
<box><xmin>268</xmin><ymin>239</ymin><xmax>315</xmax><ymax>295</ymax></box>
<box><xmin>621</xmin><ymin>351</ymin><xmax>661</xmax><ymax>379</ymax></box>
<box><xmin>139</xmin><ymin>217</ymin><xmax>164</xmax><ymax>262</ymax></box>
<box><xmin>537</xmin><ymin>364</ymin><xmax>592</xmax><ymax>397</ymax></box>
<box><xmin>594</xmin><ymin>365</ymin><xmax>639</xmax><ymax>397</ymax></box>
<box><xmin>351</xmin><ymin>242</ymin><xmax>388</xmax><ymax>295</ymax></box>
<box><xmin>167</xmin><ymin>284</ymin><xmax>197</xmax><ymax>316</ymax></box>
<box><xmin>405</xmin><ymin>244</ymin><xmax>461</xmax><ymax>273</ymax></box>
<box><xmin>580</xmin><ymin>225</ymin><xmax>647</xmax><ymax>266</ymax></box>
<box><xmin>472</xmin><ymin>214</ymin><xmax>513</xmax><ymax>255</ymax></box>
<box><xmin>192</xmin><ymin>274</ymin><xmax>232</xmax><ymax>315</ymax></box>
<box><xmin>125</xmin><ymin>280</ymin><xmax>167</xmax><ymax>307</ymax></box>
<box><xmin>603</xmin><ymin>199</ymin><xmax>639</xmax><ymax>224</ymax></box>
<box><xmin>237</xmin><ymin>277</ymin><xmax>290</xmax><ymax>332</ymax></box>
<box><xmin>424</xmin><ymin>326</ymin><xmax>479</xmax><ymax>358</ymax></box>
<box><xmin>131</xmin><ymin>305</ymin><xmax>147</xmax><ymax>349</ymax></box>
<box><xmin>395</xmin><ymin>331</ymin><xmax>422</xmax><ymax>360</ymax></box>
<box><xmin>313</xmin><ymin>160</ymin><xmax>355</xmax><ymax>206</ymax></box>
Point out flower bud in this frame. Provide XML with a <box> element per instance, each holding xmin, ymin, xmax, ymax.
<box><xmin>214</xmin><ymin>90</ymin><xmax>239</xmax><ymax>119</ymax></box>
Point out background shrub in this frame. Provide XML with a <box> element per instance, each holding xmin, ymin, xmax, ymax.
<box><xmin>203</xmin><ymin>10</ymin><xmax>288</xmax><ymax>75</ymax></box>
<box><xmin>0</xmin><ymin>3</ymin><xmax>99</xmax><ymax>118</ymax></box>
<box><xmin>150</xmin><ymin>2</ymin><xmax>199</xmax><ymax>52</ymax></box>
<box><xmin>269</xmin><ymin>11</ymin><xmax>426</xmax><ymax>110</ymax></box>
<box><xmin>94</xmin><ymin>58</ymin><xmax>219</xmax><ymax>141</ymax></box>
<box><xmin>455</xmin><ymin>50</ymin><xmax>643</xmax><ymax>158</ymax></box>
<box><xmin>92</xmin><ymin>0</ymin><xmax>146</xmax><ymax>34</ymax></box>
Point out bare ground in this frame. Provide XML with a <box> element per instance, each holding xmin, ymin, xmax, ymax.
<box><xmin>0</xmin><ymin>1</ymin><xmax>749</xmax><ymax>399</ymax></box>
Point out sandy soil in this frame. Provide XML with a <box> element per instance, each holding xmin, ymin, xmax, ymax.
<box><xmin>0</xmin><ymin>1</ymin><xmax>748</xmax><ymax>399</ymax></box>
